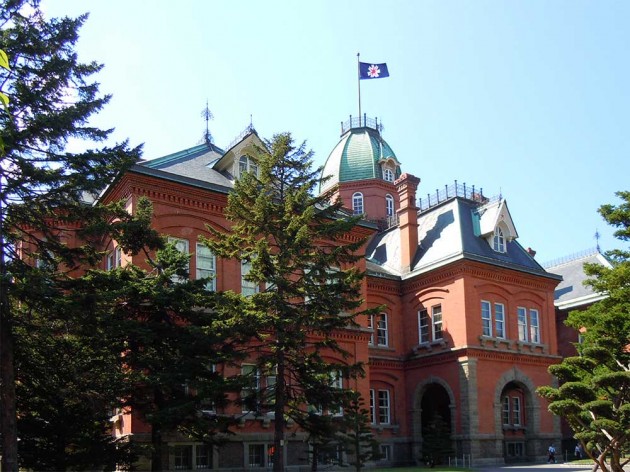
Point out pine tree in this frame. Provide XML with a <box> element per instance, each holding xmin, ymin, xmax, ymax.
<box><xmin>538</xmin><ymin>191</ymin><xmax>630</xmax><ymax>472</ymax></box>
<box><xmin>337</xmin><ymin>392</ymin><xmax>379</xmax><ymax>472</ymax></box>
<box><xmin>114</xmin><ymin>234</ymin><xmax>253</xmax><ymax>472</ymax></box>
<box><xmin>202</xmin><ymin>133</ymin><xmax>374</xmax><ymax>472</ymax></box>
<box><xmin>0</xmin><ymin>2</ymin><xmax>142</xmax><ymax>470</ymax></box>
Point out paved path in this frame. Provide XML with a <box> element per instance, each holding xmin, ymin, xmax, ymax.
<box><xmin>477</xmin><ymin>464</ymin><xmax>593</xmax><ymax>472</ymax></box>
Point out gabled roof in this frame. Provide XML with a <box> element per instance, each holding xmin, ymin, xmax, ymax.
<box><xmin>474</xmin><ymin>198</ymin><xmax>518</xmax><ymax>240</ymax></box>
<box><xmin>366</xmin><ymin>196</ymin><xmax>558</xmax><ymax>280</ymax></box>
<box><xmin>140</xmin><ymin>142</ymin><xmax>232</xmax><ymax>188</ymax></box>
<box><xmin>544</xmin><ymin>249</ymin><xmax>612</xmax><ymax>310</ymax></box>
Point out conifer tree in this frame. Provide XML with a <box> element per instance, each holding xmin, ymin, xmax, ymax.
<box><xmin>0</xmin><ymin>2</ymin><xmax>143</xmax><ymax>470</ymax></box>
<box><xmin>337</xmin><ymin>392</ymin><xmax>379</xmax><ymax>472</ymax></box>
<box><xmin>202</xmin><ymin>133</ymin><xmax>374</xmax><ymax>472</ymax></box>
<box><xmin>538</xmin><ymin>191</ymin><xmax>630</xmax><ymax>472</ymax></box>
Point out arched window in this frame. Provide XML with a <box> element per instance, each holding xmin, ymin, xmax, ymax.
<box><xmin>383</xmin><ymin>167</ymin><xmax>394</xmax><ymax>182</ymax></box>
<box><xmin>493</xmin><ymin>226</ymin><xmax>506</xmax><ymax>252</ymax></box>
<box><xmin>352</xmin><ymin>192</ymin><xmax>364</xmax><ymax>215</ymax></box>
<box><xmin>385</xmin><ymin>194</ymin><xmax>394</xmax><ymax>217</ymax></box>
<box><xmin>238</xmin><ymin>155</ymin><xmax>259</xmax><ymax>178</ymax></box>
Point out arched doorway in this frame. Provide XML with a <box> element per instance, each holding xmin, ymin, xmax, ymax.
<box><xmin>419</xmin><ymin>383</ymin><xmax>453</xmax><ymax>464</ymax></box>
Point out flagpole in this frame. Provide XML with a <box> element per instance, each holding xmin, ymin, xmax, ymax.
<box><xmin>357</xmin><ymin>52</ymin><xmax>361</xmax><ymax>126</ymax></box>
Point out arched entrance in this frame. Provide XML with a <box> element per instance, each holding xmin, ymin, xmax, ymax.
<box><xmin>413</xmin><ymin>380</ymin><xmax>455</xmax><ymax>465</ymax></box>
<box><xmin>494</xmin><ymin>369</ymin><xmax>541</xmax><ymax>463</ymax></box>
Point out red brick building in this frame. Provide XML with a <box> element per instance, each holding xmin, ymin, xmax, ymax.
<box><xmin>99</xmin><ymin>117</ymin><xmax>563</xmax><ymax>469</ymax></box>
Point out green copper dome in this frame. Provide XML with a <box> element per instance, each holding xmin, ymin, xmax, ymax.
<box><xmin>320</xmin><ymin>120</ymin><xmax>401</xmax><ymax>193</ymax></box>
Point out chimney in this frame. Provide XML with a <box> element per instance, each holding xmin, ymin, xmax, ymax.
<box><xmin>396</xmin><ymin>173</ymin><xmax>421</xmax><ymax>273</ymax></box>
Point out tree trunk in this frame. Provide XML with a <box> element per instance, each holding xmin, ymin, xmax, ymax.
<box><xmin>0</xmin><ymin>249</ymin><xmax>18</xmax><ymax>472</ymax></box>
<box><xmin>151</xmin><ymin>423</ymin><xmax>163</xmax><ymax>472</ymax></box>
<box><xmin>273</xmin><ymin>349</ymin><xmax>285</xmax><ymax>472</ymax></box>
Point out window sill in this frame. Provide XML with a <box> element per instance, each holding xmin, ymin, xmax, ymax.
<box><xmin>516</xmin><ymin>341</ymin><xmax>548</xmax><ymax>354</ymax></box>
<box><xmin>372</xmin><ymin>423</ymin><xmax>400</xmax><ymax>434</ymax></box>
<box><xmin>412</xmin><ymin>340</ymin><xmax>447</xmax><ymax>353</ymax></box>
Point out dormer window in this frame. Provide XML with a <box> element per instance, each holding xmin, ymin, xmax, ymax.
<box><xmin>493</xmin><ymin>226</ymin><xmax>506</xmax><ymax>253</ymax></box>
<box><xmin>383</xmin><ymin>167</ymin><xmax>394</xmax><ymax>182</ymax></box>
<box><xmin>238</xmin><ymin>155</ymin><xmax>259</xmax><ymax>178</ymax></box>
<box><xmin>352</xmin><ymin>192</ymin><xmax>364</xmax><ymax>215</ymax></box>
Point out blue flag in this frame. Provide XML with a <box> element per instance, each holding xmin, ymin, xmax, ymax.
<box><xmin>359</xmin><ymin>62</ymin><xmax>389</xmax><ymax>80</ymax></box>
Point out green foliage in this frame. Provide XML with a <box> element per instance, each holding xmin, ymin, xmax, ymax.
<box><xmin>336</xmin><ymin>392</ymin><xmax>380</xmax><ymax>472</ymax></box>
<box><xmin>422</xmin><ymin>413</ymin><xmax>454</xmax><ymax>465</ymax></box>
<box><xmin>538</xmin><ymin>191</ymin><xmax>630</xmax><ymax>472</ymax></box>
<box><xmin>109</xmin><ymin>238</ymin><xmax>253</xmax><ymax>471</ymax></box>
<box><xmin>202</xmin><ymin>132</ymin><xmax>377</xmax><ymax>472</ymax></box>
<box><xmin>0</xmin><ymin>2</ymin><xmax>147</xmax><ymax>470</ymax></box>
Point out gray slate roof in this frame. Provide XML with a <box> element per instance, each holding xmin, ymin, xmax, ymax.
<box><xmin>366</xmin><ymin>197</ymin><xmax>558</xmax><ymax>280</ymax></box>
<box><xmin>544</xmin><ymin>250</ymin><xmax>612</xmax><ymax>309</ymax></box>
<box><xmin>139</xmin><ymin>143</ymin><xmax>234</xmax><ymax>189</ymax></box>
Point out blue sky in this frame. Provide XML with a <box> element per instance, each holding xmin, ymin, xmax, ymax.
<box><xmin>43</xmin><ymin>0</ymin><xmax>629</xmax><ymax>264</ymax></box>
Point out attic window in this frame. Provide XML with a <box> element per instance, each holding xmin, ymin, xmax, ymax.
<box><xmin>383</xmin><ymin>167</ymin><xmax>394</xmax><ymax>182</ymax></box>
<box><xmin>238</xmin><ymin>156</ymin><xmax>259</xmax><ymax>178</ymax></box>
<box><xmin>493</xmin><ymin>227</ymin><xmax>506</xmax><ymax>253</ymax></box>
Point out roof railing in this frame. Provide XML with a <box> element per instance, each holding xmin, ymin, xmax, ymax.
<box><xmin>341</xmin><ymin>114</ymin><xmax>382</xmax><ymax>135</ymax></box>
<box><xmin>418</xmin><ymin>180</ymin><xmax>495</xmax><ymax>212</ymax></box>
<box><xmin>226</xmin><ymin>124</ymin><xmax>257</xmax><ymax>151</ymax></box>
<box><xmin>541</xmin><ymin>247</ymin><xmax>601</xmax><ymax>269</ymax></box>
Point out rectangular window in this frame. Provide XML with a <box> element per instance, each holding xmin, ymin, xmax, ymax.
<box><xmin>418</xmin><ymin>309</ymin><xmax>429</xmax><ymax>344</ymax></box>
<box><xmin>481</xmin><ymin>300</ymin><xmax>492</xmax><ymax>336</ymax></box>
<box><xmin>173</xmin><ymin>445</ymin><xmax>193</xmax><ymax>470</ymax></box>
<box><xmin>517</xmin><ymin>307</ymin><xmax>528</xmax><ymax>342</ymax></box>
<box><xmin>369</xmin><ymin>389</ymin><xmax>376</xmax><ymax>424</ymax></box>
<box><xmin>248</xmin><ymin>444</ymin><xmax>265</xmax><ymax>467</ymax></box>
<box><xmin>502</xmin><ymin>396</ymin><xmax>510</xmax><ymax>425</ymax></box>
<box><xmin>107</xmin><ymin>246</ymin><xmax>123</xmax><ymax>270</ymax></box>
<box><xmin>378</xmin><ymin>390</ymin><xmax>391</xmax><ymax>424</ymax></box>
<box><xmin>196</xmin><ymin>444</ymin><xmax>211</xmax><ymax>469</ymax></box>
<box><xmin>368</xmin><ymin>315</ymin><xmax>374</xmax><ymax>345</ymax></box>
<box><xmin>529</xmin><ymin>309</ymin><xmax>540</xmax><ymax>343</ymax></box>
<box><xmin>168</xmin><ymin>237</ymin><xmax>190</xmax><ymax>283</ymax></box>
<box><xmin>196</xmin><ymin>243</ymin><xmax>216</xmax><ymax>291</ymax></box>
<box><xmin>432</xmin><ymin>305</ymin><xmax>443</xmax><ymax>340</ymax></box>
<box><xmin>380</xmin><ymin>444</ymin><xmax>392</xmax><ymax>461</ymax></box>
<box><xmin>241</xmin><ymin>364</ymin><xmax>260</xmax><ymax>413</ymax></box>
<box><xmin>495</xmin><ymin>303</ymin><xmax>505</xmax><ymax>338</ymax></box>
<box><xmin>330</xmin><ymin>370</ymin><xmax>343</xmax><ymax>416</ymax></box>
<box><xmin>376</xmin><ymin>313</ymin><xmax>388</xmax><ymax>346</ymax></box>
<box><xmin>512</xmin><ymin>396</ymin><xmax>521</xmax><ymax>426</ymax></box>
<box><xmin>241</xmin><ymin>259</ymin><xmax>258</xmax><ymax>296</ymax></box>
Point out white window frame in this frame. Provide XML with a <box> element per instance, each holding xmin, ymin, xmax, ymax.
<box><xmin>352</xmin><ymin>192</ymin><xmax>364</xmax><ymax>215</ymax></box>
<box><xmin>493</xmin><ymin>226</ymin><xmax>506</xmax><ymax>252</ymax></box>
<box><xmin>512</xmin><ymin>396</ymin><xmax>521</xmax><ymax>426</ymax></box>
<box><xmin>494</xmin><ymin>303</ymin><xmax>505</xmax><ymax>338</ymax></box>
<box><xmin>241</xmin><ymin>364</ymin><xmax>261</xmax><ymax>413</ymax></box>
<box><xmin>238</xmin><ymin>155</ymin><xmax>259</xmax><ymax>178</ymax></box>
<box><xmin>383</xmin><ymin>167</ymin><xmax>394</xmax><ymax>182</ymax></box>
<box><xmin>517</xmin><ymin>307</ymin><xmax>528</xmax><ymax>342</ymax></box>
<box><xmin>502</xmin><ymin>396</ymin><xmax>510</xmax><ymax>425</ymax></box>
<box><xmin>481</xmin><ymin>300</ymin><xmax>492</xmax><ymax>337</ymax></box>
<box><xmin>529</xmin><ymin>309</ymin><xmax>540</xmax><ymax>343</ymax></box>
<box><xmin>378</xmin><ymin>389</ymin><xmax>391</xmax><ymax>425</ymax></box>
<box><xmin>168</xmin><ymin>237</ymin><xmax>190</xmax><ymax>283</ymax></box>
<box><xmin>241</xmin><ymin>259</ymin><xmax>258</xmax><ymax>296</ymax></box>
<box><xmin>432</xmin><ymin>305</ymin><xmax>443</xmax><ymax>341</ymax></box>
<box><xmin>418</xmin><ymin>309</ymin><xmax>429</xmax><ymax>344</ymax></box>
<box><xmin>380</xmin><ymin>444</ymin><xmax>392</xmax><ymax>461</ymax></box>
<box><xmin>385</xmin><ymin>194</ymin><xmax>394</xmax><ymax>217</ymax></box>
<box><xmin>369</xmin><ymin>389</ymin><xmax>376</xmax><ymax>424</ymax></box>
<box><xmin>196</xmin><ymin>243</ymin><xmax>216</xmax><ymax>291</ymax></box>
<box><xmin>376</xmin><ymin>313</ymin><xmax>388</xmax><ymax>347</ymax></box>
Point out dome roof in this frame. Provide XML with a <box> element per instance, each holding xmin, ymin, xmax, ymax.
<box><xmin>320</xmin><ymin>124</ymin><xmax>401</xmax><ymax>193</ymax></box>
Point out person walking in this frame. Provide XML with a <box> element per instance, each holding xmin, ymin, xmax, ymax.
<box><xmin>548</xmin><ymin>444</ymin><xmax>556</xmax><ymax>463</ymax></box>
